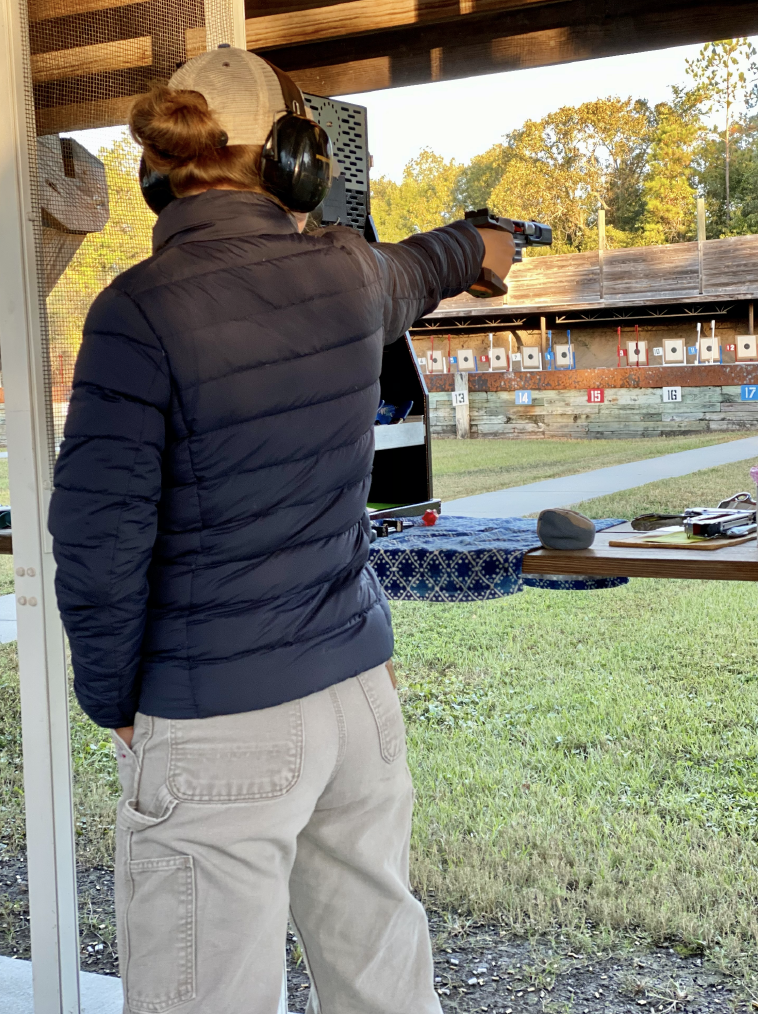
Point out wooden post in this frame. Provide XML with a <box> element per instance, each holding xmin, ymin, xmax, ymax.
<box><xmin>697</xmin><ymin>197</ymin><xmax>706</xmax><ymax>295</ymax></box>
<box><xmin>454</xmin><ymin>371</ymin><xmax>470</xmax><ymax>439</ymax></box>
<box><xmin>204</xmin><ymin>0</ymin><xmax>246</xmax><ymax>50</ymax></box>
<box><xmin>697</xmin><ymin>197</ymin><xmax>706</xmax><ymax>241</ymax></box>
<box><xmin>540</xmin><ymin>316</ymin><xmax>547</xmax><ymax>356</ymax></box>
<box><xmin>598</xmin><ymin>208</ymin><xmax>605</xmax><ymax>302</ymax></box>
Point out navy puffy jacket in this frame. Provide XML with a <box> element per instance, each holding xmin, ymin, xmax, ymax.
<box><xmin>49</xmin><ymin>191</ymin><xmax>483</xmax><ymax>728</ymax></box>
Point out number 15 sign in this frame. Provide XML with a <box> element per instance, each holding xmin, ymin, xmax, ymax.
<box><xmin>587</xmin><ymin>389</ymin><xmax>604</xmax><ymax>404</ymax></box>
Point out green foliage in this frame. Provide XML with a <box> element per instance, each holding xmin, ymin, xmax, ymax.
<box><xmin>694</xmin><ymin>117</ymin><xmax>758</xmax><ymax>237</ymax></box>
<box><xmin>684</xmin><ymin>38</ymin><xmax>757</xmax><ymax>227</ymax></box>
<box><xmin>470</xmin><ymin>98</ymin><xmax>652</xmax><ymax>252</ymax></box>
<box><xmin>371</xmin><ymin>42</ymin><xmax>758</xmax><ymax>250</ymax></box>
<box><xmin>639</xmin><ymin>96</ymin><xmax>702</xmax><ymax>244</ymax></box>
<box><xmin>371</xmin><ymin>149</ymin><xmax>464</xmax><ymax>242</ymax></box>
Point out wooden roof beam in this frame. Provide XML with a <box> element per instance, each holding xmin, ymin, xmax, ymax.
<box><xmin>264</xmin><ymin>0</ymin><xmax>758</xmax><ymax>94</ymax></box>
<box><xmin>31</xmin><ymin>36</ymin><xmax>152</xmax><ymax>83</ymax></box>
<box><xmin>186</xmin><ymin>0</ymin><xmax>554</xmax><ymax>60</ymax></box>
<box><xmin>28</xmin><ymin>0</ymin><xmax>149</xmax><ymax>23</ymax></box>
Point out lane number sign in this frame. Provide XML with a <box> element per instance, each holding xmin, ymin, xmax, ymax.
<box><xmin>662</xmin><ymin>387</ymin><xmax>682</xmax><ymax>402</ymax></box>
<box><xmin>452</xmin><ymin>390</ymin><xmax>469</xmax><ymax>406</ymax></box>
<box><xmin>741</xmin><ymin>385</ymin><xmax>758</xmax><ymax>401</ymax></box>
<box><xmin>588</xmin><ymin>389</ymin><xmax>604</xmax><ymax>404</ymax></box>
<box><xmin>515</xmin><ymin>390</ymin><xmax>532</xmax><ymax>405</ymax></box>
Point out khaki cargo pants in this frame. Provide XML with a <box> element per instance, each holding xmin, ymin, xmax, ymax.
<box><xmin>112</xmin><ymin>663</ymin><xmax>442</xmax><ymax>1014</ymax></box>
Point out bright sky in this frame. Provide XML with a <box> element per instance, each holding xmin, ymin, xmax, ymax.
<box><xmin>66</xmin><ymin>38</ymin><xmax>758</xmax><ymax>182</ymax></box>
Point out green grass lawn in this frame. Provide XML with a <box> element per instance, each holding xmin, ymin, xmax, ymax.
<box><xmin>3</xmin><ymin>446</ymin><xmax>758</xmax><ymax>978</ymax></box>
<box><xmin>432</xmin><ymin>431</ymin><xmax>756</xmax><ymax>502</ymax></box>
<box><xmin>393</xmin><ymin>578</ymin><xmax>758</xmax><ymax>969</ymax></box>
<box><xmin>568</xmin><ymin>458</ymin><xmax>757</xmax><ymax>519</ymax></box>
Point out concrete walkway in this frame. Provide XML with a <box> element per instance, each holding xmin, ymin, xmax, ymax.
<box><xmin>445</xmin><ymin>435</ymin><xmax>758</xmax><ymax>518</ymax></box>
<box><xmin>0</xmin><ymin>955</ymin><xmax>123</xmax><ymax>1014</ymax></box>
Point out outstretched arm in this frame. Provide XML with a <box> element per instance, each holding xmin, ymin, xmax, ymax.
<box><xmin>48</xmin><ymin>286</ymin><xmax>171</xmax><ymax>729</ymax></box>
<box><xmin>371</xmin><ymin>220</ymin><xmax>484</xmax><ymax>342</ymax></box>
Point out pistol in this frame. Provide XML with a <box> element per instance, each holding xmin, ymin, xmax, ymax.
<box><xmin>464</xmin><ymin>207</ymin><xmax>552</xmax><ymax>298</ymax></box>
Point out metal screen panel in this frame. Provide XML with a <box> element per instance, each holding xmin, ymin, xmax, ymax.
<box><xmin>304</xmin><ymin>94</ymin><xmax>369</xmax><ymax>232</ymax></box>
<box><xmin>28</xmin><ymin>0</ymin><xmax>244</xmax><ymax>470</ymax></box>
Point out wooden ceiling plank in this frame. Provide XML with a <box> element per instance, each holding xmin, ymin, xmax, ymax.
<box><xmin>266</xmin><ymin>1</ymin><xmax>758</xmax><ymax>93</ymax></box>
<box><xmin>244</xmin><ymin>0</ymin><xmax>553</xmax><ymax>50</ymax></box>
<box><xmin>35</xmin><ymin>95</ymin><xmax>136</xmax><ymax>134</ymax></box>
<box><xmin>186</xmin><ymin>0</ymin><xmax>554</xmax><ymax>58</ymax></box>
<box><xmin>31</xmin><ymin>36</ymin><xmax>152</xmax><ymax>83</ymax></box>
<box><xmin>28</xmin><ymin>0</ymin><xmax>149</xmax><ymax>24</ymax></box>
<box><xmin>290</xmin><ymin>55</ymin><xmax>391</xmax><ymax>93</ymax></box>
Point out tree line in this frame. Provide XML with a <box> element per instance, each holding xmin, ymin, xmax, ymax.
<box><xmin>371</xmin><ymin>39</ymin><xmax>758</xmax><ymax>251</ymax></box>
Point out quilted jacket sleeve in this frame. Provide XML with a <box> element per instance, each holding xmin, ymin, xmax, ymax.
<box><xmin>371</xmin><ymin>219</ymin><xmax>484</xmax><ymax>342</ymax></box>
<box><xmin>48</xmin><ymin>286</ymin><xmax>171</xmax><ymax>728</ymax></box>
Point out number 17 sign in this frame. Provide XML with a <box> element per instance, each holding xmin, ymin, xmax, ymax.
<box><xmin>587</xmin><ymin>389</ymin><xmax>604</xmax><ymax>404</ymax></box>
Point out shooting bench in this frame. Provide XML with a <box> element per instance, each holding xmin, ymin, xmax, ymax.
<box><xmin>523</xmin><ymin>521</ymin><xmax>758</xmax><ymax>582</ymax></box>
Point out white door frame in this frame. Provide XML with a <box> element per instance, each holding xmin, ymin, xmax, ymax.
<box><xmin>0</xmin><ymin>0</ymin><xmax>81</xmax><ymax>1011</ymax></box>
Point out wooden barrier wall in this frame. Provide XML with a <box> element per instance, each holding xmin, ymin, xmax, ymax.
<box><xmin>434</xmin><ymin>234</ymin><xmax>758</xmax><ymax>316</ymax></box>
<box><xmin>426</xmin><ymin>366</ymin><xmax>758</xmax><ymax>439</ymax></box>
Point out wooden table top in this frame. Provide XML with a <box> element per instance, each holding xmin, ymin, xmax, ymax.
<box><xmin>522</xmin><ymin>523</ymin><xmax>758</xmax><ymax>582</ymax></box>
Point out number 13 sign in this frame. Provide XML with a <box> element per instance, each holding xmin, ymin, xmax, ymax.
<box><xmin>587</xmin><ymin>389</ymin><xmax>604</xmax><ymax>404</ymax></box>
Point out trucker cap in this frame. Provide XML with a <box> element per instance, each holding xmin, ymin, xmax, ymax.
<box><xmin>168</xmin><ymin>47</ymin><xmax>288</xmax><ymax>146</ymax></box>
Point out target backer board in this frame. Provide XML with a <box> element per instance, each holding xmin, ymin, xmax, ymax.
<box><xmin>490</xmin><ymin>348</ymin><xmax>508</xmax><ymax>370</ymax></box>
<box><xmin>663</xmin><ymin>339</ymin><xmax>685</xmax><ymax>364</ymax></box>
<box><xmin>735</xmin><ymin>335</ymin><xmax>758</xmax><ymax>361</ymax></box>
<box><xmin>521</xmin><ymin>346</ymin><xmax>542</xmax><ymax>371</ymax></box>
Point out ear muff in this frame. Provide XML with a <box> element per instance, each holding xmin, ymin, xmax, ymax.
<box><xmin>139</xmin><ymin>156</ymin><xmax>176</xmax><ymax>215</ymax></box>
<box><xmin>260</xmin><ymin>113</ymin><xmax>332</xmax><ymax>213</ymax></box>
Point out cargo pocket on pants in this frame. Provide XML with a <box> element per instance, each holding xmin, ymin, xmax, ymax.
<box><xmin>125</xmin><ymin>855</ymin><xmax>195</xmax><ymax>1013</ymax></box>
<box><xmin>359</xmin><ymin>664</ymin><xmax>406</xmax><ymax>763</ymax></box>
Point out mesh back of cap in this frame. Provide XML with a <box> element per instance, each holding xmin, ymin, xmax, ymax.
<box><xmin>24</xmin><ymin>0</ymin><xmax>238</xmax><ymax>472</ymax></box>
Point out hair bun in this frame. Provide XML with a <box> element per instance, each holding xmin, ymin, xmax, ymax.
<box><xmin>130</xmin><ymin>84</ymin><xmax>228</xmax><ymax>173</ymax></box>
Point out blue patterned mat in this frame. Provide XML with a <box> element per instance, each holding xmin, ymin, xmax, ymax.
<box><xmin>369</xmin><ymin>516</ymin><xmax>628</xmax><ymax>602</ymax></box>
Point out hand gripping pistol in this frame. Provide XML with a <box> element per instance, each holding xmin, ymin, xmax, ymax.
<box><xmin>464</xmin><ymin>208</ymin><xmax>552</xmax><ymax>298</ymax></box>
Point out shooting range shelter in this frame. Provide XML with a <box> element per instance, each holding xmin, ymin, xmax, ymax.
<box><xmin>2</xmin><ymin>0</ymin><xmax>758</xmax><ymax>1010</ymax></box>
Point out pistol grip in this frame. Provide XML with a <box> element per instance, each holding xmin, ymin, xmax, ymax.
<box><xmin>467</xmin><ymin>267</ymin><xmax>508</xmax><ymax>299</ymax></box>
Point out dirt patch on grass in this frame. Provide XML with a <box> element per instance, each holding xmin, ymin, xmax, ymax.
<box><xmin>1</xmin><ymin>854</ymin><xmax>753</xmax><ymax>1012</ymax></box>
